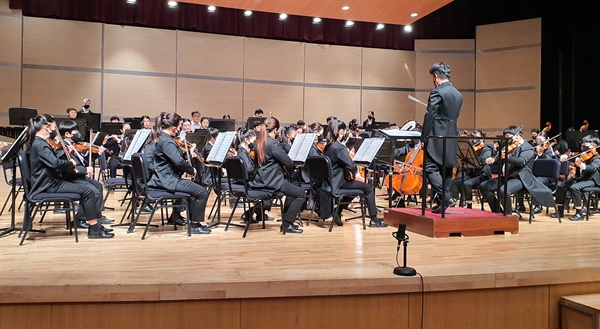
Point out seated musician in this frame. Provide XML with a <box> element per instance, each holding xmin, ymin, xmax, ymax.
<box><xmin>148</xmin><ymin>112</ymin><xmax>211</xmax><ymax>234</ymax></box>
<box><xmin>28</xmin><ymin>115</ymin><xmax>114</xmax><ymax>239</ymax></box>
<box><xmin>201</xmin><ymin>128</ymin><xmax>220</xmax><ymax>187</ymax></box>
<box><xmin>552</xmin><ymin>136</ymin><xmax>600</xmax><ymax>220</ymax></box>
<box><xmin>322</xmin><ymin>119</ymin><xmax>388</xmax><ymax>228</ymax></box>
<box><xmin>451</xmin><ymin>130</ymin><xmax>493</xmax><ymax>208</ymax></box>
<box><xmin>280</xmin><ymin>125</ymin><xmax>296</xmax><ymax>153</ymax></box>
<box><xmin>249</xmin><ymin>117</ymin><xmax>305</xmax><ymax>234</ymax></box>
<box><xmin>534</xmin><ymin>131</ymin><xmax>557</xmax><ymax>160</ymax></box>
<box><xmin>235</xmin><ymin>128</ymin><xmax>265</xmax><ymax>224</ymax></box>
<box><xmin>104</xmin><ymin>122</ymin><xmax>131</xmax><ymax>178</ymax></box>
<box><xmin>57</xmin><ymin>120</ymin><xmax>114</xmax><ymax>228</ymax></box>
<box><xmin>479</xmin><ymin>125</ymin><xmax>555</xmax><ymax>213</ymax></box>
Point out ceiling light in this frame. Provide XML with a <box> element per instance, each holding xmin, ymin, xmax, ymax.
<box><xmin>312</xmin><ymin>17</ymin><xmax>322</xmax><ymax>24</ymax></box>
<box><xmin>126</xmin><ymin>0</ymin><xmax>136</xmax><ymax>4</ymax></box>
<box><xmin>342</xmin><ymin>6</ymin><xmax>350</xmax><ymax>11</ymax></box>
<box><xmin>411</xmin><ymin>13</ymin><xmax>418</xmax><ymax>17</ymax></box>
<box><xmin>244</xmin><ymin>10</ymin><xmax>252</xmax><ymax>16</ymax></box>
<box><xmin>345</xmin><ymin>20</ymin><xmax>354</xmax><ymax>27</ymax></box>
<box><xmin>167</xmin><ymin>1</ymin><xmax>177</xmax><ymax>8</ymax></box>
<box><xmin>207</xmin><ymin>5</ymin><xmax>216</xmax><ymax>12</ymax></box>
<box><xmin>279</xmin><ymin>13</ymin><xmax>288</xmax><ymax>20</ymax></box>
<box><xmin>404</xmin><ymin>25</ymin><xmax>413</xmax><ymax>32</ymax></box>
<box><xmin>376</xmin><ymin>23</ymin><xmax>385</xmax><ymax>30</ymax></box>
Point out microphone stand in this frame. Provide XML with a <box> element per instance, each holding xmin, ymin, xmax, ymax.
<box><xmin>394</xmin><ymin>233</ymin><xmax>416</xmax><ymax>276</ymax></box>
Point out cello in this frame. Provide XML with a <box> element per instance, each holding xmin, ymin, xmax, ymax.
<box><xmin>385</xmin><ymin>143</ymin><xmax>424</xmax><ymax>195</ymax></box>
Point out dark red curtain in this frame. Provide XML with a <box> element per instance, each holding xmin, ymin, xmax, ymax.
<box><xmin>9</xmin><ymin>0</ymin><xmax>413</xmax><ymax>50</ymax></box>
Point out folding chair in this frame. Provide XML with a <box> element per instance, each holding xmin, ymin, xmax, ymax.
<box><xmin>514</xmin><ymin>159</ymin><xmax>561</xmax><ymax>223</ymax></box>
<box><xmin>0</xmin><ymin>159</ymin><xmax>24</xmax><ymax>216</ymax></box>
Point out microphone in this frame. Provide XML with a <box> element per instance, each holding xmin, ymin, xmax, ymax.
<box><xmin>392</xmin><ymin>223</ymin><xmax>416</xmax><ymax>276</ymax></box>
<box><xmin>392</xmin><ymin>223</ymin><xmax>407</xmax><ymax>251</ymax></box>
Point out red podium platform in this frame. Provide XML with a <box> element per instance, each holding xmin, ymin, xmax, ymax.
<box><xmin>384</xmin><ymin>207</ymin><xmax>519</xmax><ymax>238</ymax></box>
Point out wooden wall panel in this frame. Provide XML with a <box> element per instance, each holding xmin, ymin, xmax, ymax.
<box><xmin>304</xmin><ymin>87</ymin><xmax>360</xmax><ymax>125</ymax></box>
<box><xmin>243</xmin><ymin>38</ymin><xmax>304</xmax><ymax>83</ymax></box>
<box><xmin>0</xmin><ymin>0</ymin><xmax>12</xmax><ymax>12</ymax></box>
<box><xmin>243</xmin><ymin>83</ymin><xmax>303</xmax><ymax>124</ymax></box>
<box><xmin>475</xmin><ymin>90</ymin><xmax>539</xmax><ymax>132</ymax></box>
<box><xmin>415</xmin><ymin>53</ymin><xmax>474</xmax><ymax>91</ymax></box>
<box><xmin>459</xmin><ymin>91</ymin><xmax>475</xmax><ymax>130</ymax></box>
<box><xmin>104</xmin><ymin>24</ymin><xmax>176</xmax><ymax>74</ymax></box>
<box><xmin>177</xmin><ymin>31</ymin><xmax>243</xmax><ymax>79</ymax></box>
<box><xmin>305</xmin><ymin>44</ymin><xmax>361</xmax><ymax>86</ymax></box>
<box><xmin>0</xmin><ymin>66</ymin><xmax>21</xmax><ymax>124</ymax></box>
<box><xmin>0</xmin><ymin>14</ymin><xmax>21</xmax><ymax>64</ymax></box>
<box><xmin>23</xmin><ymin>17</ymin><xmax>101</xmax><ymax>69</ymax></box>
<box><xmin>21</xmin><ymin>69</ymin><xmax>101</xmax><ymax>116</ymax></box>
<box><xmin>476</xmin><ymin>47</ymin><xmax>541</xmax><ymax>90</ymax></box>
<box><xmin>362</xmin><ymin>48</ymin><xmax>414</xmax><ymax>88</ymax></box>
<box><xmin>362</xmin><ymin>90</ymin><xmax>416</xmax><ymax>125</ymax></box>
<box><xmin>476</xmin><ymin>18</ymin><xmax>541</xmax><ymax>51</ymax></box>
<box><xmin>103</xmin><ymin>74</ymin><xmax>175</xmax><ymax>118</ymax></box>
<box><xmin>177</xmin><ymin>78</ymin><xmax>243</xmax><ymax>121</ymax></box>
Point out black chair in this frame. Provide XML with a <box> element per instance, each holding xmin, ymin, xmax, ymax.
<box><xmin>17</xmin><ymin>150</ymin><xmax>81</xmax><ymax>245</ymax></box>
<box><xmin>0</xmin><ymin>159</ymin><xmax>24</xmax><ymax>216</ymax></box>
<box><xmin>98</xmin><ymin>152</ymin><xmax>130</xmax><ymax>210</ymax></box>
<box><xmin>306</xmin><ymin>155</ymin><xmax>366</xmax><ymax>232</ymax></box>
<box><xmin>224</xmin><ymin>156</ymin><xmax>284</xmax><ymax>238</ymax></box>
<box><xmin>581</xmin><ymin>186</ymin><xmax>600</xmax><ymax>221</ymax></box>
<box><xmin>515</xmin><ymin>159</ymin><xmax>561</xmax><ymax>224</ymax></box>
<box><xmin>126</xmin><ymin>153</ymin><xmax>191</xmax><ymax>240</ymax></box>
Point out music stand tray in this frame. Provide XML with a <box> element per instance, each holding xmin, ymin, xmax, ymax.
<box><xmin>101</xmin><ymin>122</ymin><xmax>124</xmax><ymax>136</ymax></box>
<box><xmin>77</xmin><ymin>113</ymin><xmax>101</xmax><ymax>131</ymax></box>
<box><xmin>456</xmin><ymin>140</ymin><xmax>481</xmax><ymax>170</ymax></box>
<box><xmin>9</xmin><ymin>108</ymin><xmax>37</xmax><ymax>126</ymax></box>
<box><xmin>209</xmin><ymin>119</ymin><xmax>236</xmax><ymax>132</ymax></box>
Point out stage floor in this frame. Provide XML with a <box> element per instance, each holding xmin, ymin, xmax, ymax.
<box><xmin>1</xmin><ymin>189</ymin><xmax>599</xmax><ymax>304</ymax></box>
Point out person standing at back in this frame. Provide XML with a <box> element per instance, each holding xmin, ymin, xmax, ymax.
<box><xmin>420</xmin><ymin>62</ymin><xmax>462</xmax><ymax>213</ymax></box>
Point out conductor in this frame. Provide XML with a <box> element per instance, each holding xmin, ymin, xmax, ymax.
<box><xmin>420</xmin><ymin>62</ymin><xmax>462</xmax><ymax>213</ymax></box>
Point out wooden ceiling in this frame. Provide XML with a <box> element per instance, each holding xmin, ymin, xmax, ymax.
<box><xmin>179</xmin><ymin>0</ymin><xmax>454</xmax><ymax>26</ymax></box>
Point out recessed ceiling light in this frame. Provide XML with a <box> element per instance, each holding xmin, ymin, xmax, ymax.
<box><xmin>345</xmin><ymin>20</ymin><xmax>354</xmax><ymax>27</ymax></box>
<box><xmin>411</xmin><ymin>13</ymin><xmax>418</xmax><ymax>17</ymax></box>
<box><xmin>342</xmin><ymin>6</ymin><xmax>350</xmax><ymax>11</ymax></box>
<box><xmin>167</xmin><ymin>1</ymin><xmax>177</xmax><ymax>8</ymax></box>
<box><xmin>376</xmin><ymin>23</ymin><xmax>385</xmax><ymax>30</ymax></box>
<box><xmin>126</xmin><ymin>0</ymin><xmax>136</xmax><ymax>4</ymax></box>
<box><xmin>244</xmin><ymin>10</ymin><xmax>252</xmax><ymax>16</ymax></box>
<box><xmin>207</xmin><ymin>5</ymin><xmax>216</xmax><ymax>12</ymax></box>
<box><xmin>279</xmin><ymin>13</ymin><xmax>288</xmax><ymax>20</ymax></box>
<box><xmin>312</xmin><ymin>17</ymin><xmax>322</xmax><ymax>24</ymax></box>
<box><xmin>404</xmin><ymin>25</ymin><xmax>413</xmax><ymax>32</ymax></box>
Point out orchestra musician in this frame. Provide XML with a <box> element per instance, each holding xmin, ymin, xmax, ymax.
<box><xmin>249</xmin><ymin>117</ymin><xmax>305</xmax><ymax>234</ymax></box>
<box><xmin>479</xmin><ymin>126</ymin><xmax>555</xmax><ymax>213</ymax></box>
<box><xmin>552</xmin><ymin>136</ymin><xmax>600</xmax><ymax>220</ymax></box>
<box><xmin>148</xmin><ymin>112</ymin><xmax>211</xmax><ymax>234</ymax></box>
<box><xmin>201</xmin><ymin>128</ymin><xmax>220</xmax><ymax>187</ymax></box>
<box><xmin>362</xmin><ymin>111</ymin><xmax>376</xmax><ymax>129</ymax></box>
<box><xmin>420</xmin><ymin>62</ymin><xmax>462</xmax><ymax>213</ymax></box>
<box><xmin>104</xmin><ymin>122</ymin><xmax>131</xmax><ymax>178</ymax></box>
<box><xmin>451</xmin><ymin>130</ymin><xmax>493</xmax><ymax>209</ymax></box>
<box><xmin>534</xmin><ymin>131</ymin><xmax>557</xmax><ymax>159</ymax></box>
<box><xmin>27</xmin><ymin>114</ymin><xmax>114</xmax><ymax>238</ymax></box>
<box><xmin>79</xmin><ymin>98</ymin><xmax>92</xmax><ymax>114</ymax></box>
<box><xmin>529</xmin><ymin>128</ymin><xmax>540</xmax><ymax>146</ymax></box>
<box><xmin>322</xmin><ymin>119</ymin><xmax>388</xmax><ymax>228</ymax></box>
<box><xmin>280</xmin><ymin>125</ymin><xmax>296</xmax><ymax>153</ymax></box>
<box><xmin>235</xmin><ymin>128</ymin><xmax>266</xmax><ymax>224</ymax></box>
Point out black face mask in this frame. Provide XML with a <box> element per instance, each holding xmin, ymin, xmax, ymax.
<box><xmin>317</xmin><ymin>134</ymin><xmax>324</xmax><ymax>142</ymax></box>
<box><xmin>581</xmin><ymin>144</ymin><xmax>590</xmax><ymax>151</ymax></box>
<box><xmin>49</xmin><ymin>130</ymin><xmax>57</xmax><ymax>140</ymax></box>
<box><xmin>83</xmin><ymin>105</ymin><xmax>90</xmax><ymax>109</ymax></box>
<box><xmin>248</xmin><ymin>142</ymin><xmax>255</xmax><ymax>150</ymax></box>
<box><xmin>71</xmin><ymin>132</ymin><xmax>82</xmax><ymax>143</ymax></box>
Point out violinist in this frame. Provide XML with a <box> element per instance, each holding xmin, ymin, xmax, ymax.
<box><xmin>57</xmin><ymin>120</ymin><xmax>114</xmax><ymax>228</ymax></box>
<box><xmin>180</xmin><ymin>118</ymin><xmax>193</xmax><ymax>139</ymax></box>
<box><xmin>235</xmin><ymin>128</ymin><xmax>265</xmax><ymax>224</ymax></box>
<box><xmin>300</xmin><ymin>127</ymin><xmax>322</xmax><ymax>184</ymax></box>
<box><xmin>529</xmin><ymin>129</ymin><xmax>540</xmax><ymax>146</ymax></box>
<box><xmin>148</xmin><ymin>112</ymin><xmax>211</xmax><ymax>234</ymax></box>
<box><xmin>479</xmin><ymin>126</ymin><xmax>555</xmax><ymax>213</ymax></box>
<box><xmin>534</xmin><ymin>131</ymin><xmax>557</xmax><ymax>159</ymax></box>
<box><xmin>552</xmin><ymin>136</ymin><xmax>600</xmax><ymax>220</ymax></box>
<box><xmin>249</xmin><ymin>117</ymin><xmax>305</xmax><ymax>234</ymax></box>
<box><xmin>280</xmin><ymin>125</ymin><xmax>297</xmax><ymax>153</ymax></box>
<box><xmin>27</xmin><ymin>115</ymin><xmax>113</xmax><ymax>238</ymax></box>
<box><xmin>451</xmin><ymin>130</ymin><xmax>493</xmax><ymax>209</ymax></box>
<box><xmin>201</xmin><ymin>128</ymin><xmax>220</xmax><ymax>186</ymax></box>
<box><xmin>322</xmin><ymin>120</ymin><xmax>388</xmax><ymax>228</ymax></box>
<box><xmin>105</xmin><ymin>122</ymin><xmax>130</xmax><ymax>178</ymax></box>
<box><xmin>362</xmin><ymin>111</ymin><xmax>376</xmax><ymax>129</ymax></box>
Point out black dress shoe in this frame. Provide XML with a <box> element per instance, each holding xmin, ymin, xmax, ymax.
<box><xmin>98</xmin><ymin>216</ymin><xmax>115</xmax><ymax>224</ymax></box>
<box><xmin>570</xmin><ymin>213</ymin><xmax>584</xmax><ymax>221</ymax></box>
<box><xmin>256</xmin><ymin>212</ymin><xmax>275</xmax><ymax>221</ymax></box>
<box><xmin>140</xmin><ymin>205</ymin><xmax>153</xmax><ymax>213</ymax></box>
<box><xmin>99</xmin><ymin>224</ymin><xmax>114</xmax><ymax>233</ymax></box>
<box><xmin>190</xmin><ymin>224</ymin><xmax>211</xmax><ymax>234</ymax></box>
<box><xmin>550</xmin><ymin>211</ymin><xmax>563</xmax><ymax>218</ymax></box>
<box><xmin>281</xmin><ymin>224</ymin><xmax>303</xmax><ymax>234</ymax></box>
<box><xmin>72</xmin><ymin>220</ymin><xmax>89</xmax><ymax>229</ymax></box>
<box><xmin>88</xmin><ymin>228</ymin><xmax>115</xmax><ymax>239</ymax></box>
<box><xmin>333</xmin><ymin>215</ymin><xmax>343</xmax><ymax>226</ymax></box>
<box><xmin>516</xmin><ymin>204</ymin><xmax>526</xmax><ymax>212</ymax></box>
<box><xmin>369</xmin><ymin>219</ymin><xmax>388</xmax><ymax>228</ymax></box>
<box><xmin>432</xmin><ymin>199</ymin><xmax>456</xmax><ymax>214</ymax></box>
<box><xmin>532</xmin><ymin>205</ymin><xmax>542</xmax><ymax>214</ymax></box>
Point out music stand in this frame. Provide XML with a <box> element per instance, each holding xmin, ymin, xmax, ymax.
<box><xmin>185</xmin><ymin>130</ymin><xmax>210</xmax><ymax>153</ymax></box>
<box><xmin>565</xmin><ymin>129</ymin><xmax>599</xmax><ymax>152</ymax></box>
<box><xmin>55</xmin><ymin>117</ymin><xmax>87</xmax><ymax>139</ymax></box>
<box><xmin>101</xmin><ymin>122</ymin><xmax>124</xmax><ymax>136</ymax></box>
<box><xmin>9</xmin><ymin>108</ymin><xmax>37</xmax><ymax>126</ymax></box>
<box><xmin>204</xmin><ymin>131</ymin><xmax>237</xmax><ymax>228</ymax></box>
<box><xmin>455</xmin><ymin>140</ymin><xmax>482</xmax><ymax>208</ymax></box>
<box><xmin>123</xmin><ymin>117</ymin><xmax>142</xmax><ymax>129</ymax></box>
<box><xmin>122</xmin><ymin>129</ymin><xmax>151</xmax><ymax>163</ymax></box>
<box><xmin>209</xmin><ymin>119</ymin><xmax>236</xmax><ymax>132</ymax></box>
<box><xmin>77</xmin><ymin>112</ymin><xmax>101</xmax><ymax>131</ymax></box>
<box><xmin>246</xmin><ymin>117</ymin><xmax>266</xmax><ymax>129</ymax></box>
<box><xmin>288</xmin><ymin>133</ymin><xmax>317</xmax><ymax>166</ymax></box>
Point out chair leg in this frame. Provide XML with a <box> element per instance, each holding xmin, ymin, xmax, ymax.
<box><xmin>141</xmin><ymin>202</ymin><xmax>158</xmax><ymax>240</ymax></box>
<box><xmin>243</xmin><ymin>203</ymin><xmax>257</xmax><ymax>238</ymax></box>
<box><xmin>361</xmin><ymin>196</ymin><xmax>366</xmax><ymax>230</ymax></box>
<box><xmin>329</xmin><ymin>197</ymin><xmax>340</xmax><ymax>233</ymax></box>
<box><xmin>70</xmin><ymin>201</ymin><xmax>78</xmax><ymax>243</ymax></box>
<box><xmin>225</xmin><ymin>197</ymin><xmax>240</xmax><ymax>232</ymax></box>
<box><xmin>19</xmin><ymin>201</ymin><xmax>33</xmax><ymax>246</ymax></box>
<box><xmin>0</xmin><ymin>185</ymin><xmax>15</xmax><ymax>216</ymax></box>
<box><xmin>585</xmin><ymin>192</ymin><xmax>592</xmax><ymax>221</ymax></box>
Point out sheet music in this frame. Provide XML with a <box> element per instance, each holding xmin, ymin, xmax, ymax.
<box><xmin>123</xmin><ymin>129</ymin><xmax>151</xmax><ymax>161</ymax></box>
<box><xmin>353</xmin><ymin>137</ymin><xmax>385</xmax><ymax>164</ymax></box>
<box><xmin>206</xmin><ymin>131</ymin><xmax>236</xmax><ymax>165</ymax></box>
<box><xmin>377</xmin><ymin>129</ymin><xmax>421</xmax><ymax>139</ymax></box>
<box><xmin>1</xmin><ymin>128</ymin><xmax>28</xmax><ymax>163</ymax></box>
<box><xmin>288</xmin><ymin>133</ymin><xmax>316</xmax><ymax>164</ymax></box>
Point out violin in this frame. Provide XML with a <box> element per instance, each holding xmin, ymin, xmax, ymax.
<box><xmin>48</xmin><ymin>139</ymin><xmax>61</xmax><ymax>150</ymax></box>
<box><xmin>473</xmin><ymin>142</ymin><xmax>485</xmax><ymax>153</ymax></box>
<box><xmin>501</xmin><ymin>139</ymin><xmax>523</xmax><ymax>159</ymax></box>
<box><xmin>574</xmin><ymin>149</ymin><xmax>598</xmax><ymax>167</ymax></box>
<box><xmin>249</xmin><ymin>149</ymin><xmax>255</xmax><ymax>160</ymax></box>
<box><xmin>316</xmin><ymin>141</ymin><xmax>326</xmax><ymax>153</ymax></box>
<box><xmin>175</xmin><ymin>138</ymin><xmax>194</xmax><ymax>151</ymax></box>
<box><xmin>73</xmin><ymin>142</ymin><xmax>100</xmax><ymax>154</ymax></box>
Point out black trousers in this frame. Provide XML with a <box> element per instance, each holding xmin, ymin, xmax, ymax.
<box><xmin>555</xmin><ymin>179</ymin><xmax>597</xmax><ymax>208</ymax></box>
<box><xmin>452</xmin><ymin>173</ymin><xmax>488</xmax><ymax>202</ymax></box>
<box><xmin>279</xmin><ymin>181</ymin><xmax>305</xmax><ymax>224</ymax></box>
<box><xmin>479</xmin><ymin>177</ymin><xmax>523</xmax><ymax>213</ymax></box>
<box><xmin>171</xmin><ymin>179</ymin><xmax>209</xmax><ymax>222</ymax></box>
<box><xmin>424</xmin><ymin>153</ymin><xmax>454</xmax><ymax>203</ymax></box>
<box><xmin>43</xmin><ymin>179</ymin><xmax>101</xmax><ymax>221</ymax></box>
<box><xmin>73</xmin><ymin>178</ymin><xmax>104</xmax><ymax>220</ymax></box>
<box><xmin>340</xmin><ymin>180</ymin><xmax>378</xmax><ymax>219</ymax></box>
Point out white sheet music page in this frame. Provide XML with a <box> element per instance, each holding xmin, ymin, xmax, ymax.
<box><xmin>123</xmin><ymin>129</ymin><xmax>151</xmax><ymax>161</ymax></box>
<box><xmin>288</xmin><ymin>133</ymin><xmax>316</xmax><ymax>163</ymax></box>
<box><xmin>206</xmin><ymin>131</ymin><xmax>236</xmax><ymax>164</ymax></box>
<box><xmin>353</xmin><ymin>137</ymin><xmax>385</xmax><ymax>164</ymax></box>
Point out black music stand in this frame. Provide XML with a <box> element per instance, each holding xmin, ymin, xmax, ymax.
<box><xmin>288</xmin><ymin>133</ymin><xmax>317</xmax><ymax>223</ymax></box>
<box><xmin>204</xmin><ymin>131</ymin><xmax>237</xmax><ymax>228</ymax></box>
<box><xmin>9</xmin><ymin>108</ymin><xmax>37</xmax><ymax>126</ymax></box>
<box><xmin>123</xmin><ymin>117</ymin><xmax>142</xmax><ymax>129</ymax></box>
<box><xmin>0</xmin><ymin>128</ymin><xmax>44</xmax><ymax>237</ymax></box>
<box><xmin>77</xmin><ymin>112</ymin><xmax>101</xmax><ymax>131</ymax></box>
<box><xmin>455</xmin><ymin>140</ymin><xmax>482</xmax><ymax>208</ymax></box>
<box><xmin>209</xmin><ymin>119</ymin><xmax>236</xmax><ymax>132</ymax></box>
<box><xmin>100</xmin><ymin>122</ymin><xmax>123</xmax><ymax>136</ymax></box>
<box><xmin>246</xmin><ymin>117</ymin><xmax>266</xmax><ymax>129</ymax></box>
<box><xmin>565</xmin><ymin>129</ymin><xmax>599</xmax><ymax>153</ymax></box>
<box><xmin>55</xmin><ymin>117</ymin><xmax>87</xmax><ymax>139</ymax></box>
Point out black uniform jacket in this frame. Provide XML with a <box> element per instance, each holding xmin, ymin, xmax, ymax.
<box><xmin>420</xmin><ymin>82</ymin><xmax>462</xmax><ymax>167</ymax></box>
<box><xmin>576</xmin><ymin>153</ymin><xmax>600</xmax><ymax>185</ymax></box>
<box><xmin>249</xmin><ymin>136</ymin><xmax>293</xmax><ymax>194</ymax></box>
<box><xmin>323</xmin><ymin>141</ymin><xmax>356</xmax><ymax>193</ymax></box>
<box><xmin>29</xmin><ymin>137</ymin><xmax>76</xmax><ymax>197</ymax></box>
<box><xmin>148</xmin><ymin>132</ymin><xmax>194</xmax><ymax>192</ymax></box>
<box><xmin>237</xmin><ymin>146</ymin><xmax>256</xmax><ymax>179</ymax></box>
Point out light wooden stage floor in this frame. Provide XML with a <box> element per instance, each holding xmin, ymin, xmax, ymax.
<box><xmin>1</xmin><ymin>187</ymin><xmax>599</xmax><ymax>328</ymax></box>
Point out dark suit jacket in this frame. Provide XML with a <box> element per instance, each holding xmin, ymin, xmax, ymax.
<box><xmin>148</xmin><ymin>132</ymin><xmax>194</xmax><ymax>192</ymax></box>
<box><xmin>249</xmin><ymin>136</ymin><xmax>293</xmax><ymax>194</ymax></box>
<box><xmin>420</xmin><ymin>82</ymin><xmax>462</xmax><ymax>167</ymax></box>
<box><xmin>237</xmin><ymin>146</ymin><xmax>256</xmax><ymax>179</ymax></box>
<box><xmin>29</xmin><ymin>137</ymin><xmax>75</xmax><ymax>197</ymax></box>
<box><xmin>578</xmin><ymin>154</ymin><xmax>600</xmax><ymax>185</ymax></box>
<box><xmin>301</xmin><ymin>143</ymin><xmax>321</xmax><ymax>183</ymax></box>
<box><xmin>323</xmin><ymin>141</ymin><xmax>356</xmax><ymax>193</ymax></box>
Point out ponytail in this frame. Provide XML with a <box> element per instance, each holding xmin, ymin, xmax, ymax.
<box><xmin>255</xmin><ymin>117</ymin><xmax>279</xmax><ymax>167</ymax></box>
<box><xmin>27</xmin><ymin>114</ymin><xmax>54</xmax><ymax>147</ymax></box>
